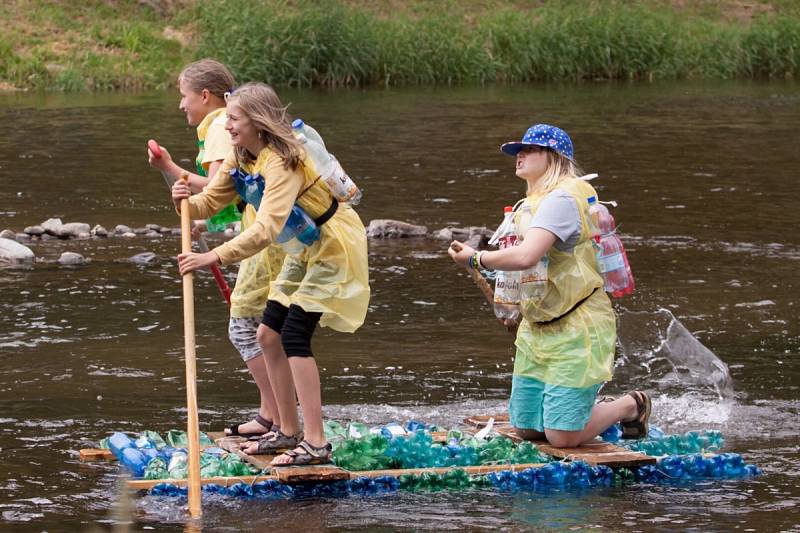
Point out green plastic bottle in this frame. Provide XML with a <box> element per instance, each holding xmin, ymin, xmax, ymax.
<box><xmin>205</xmin><ymin>203</ymin><xmax>242</xmax><ymax>233</ymax></box>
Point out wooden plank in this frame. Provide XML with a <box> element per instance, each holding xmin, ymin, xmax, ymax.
<box><xmin>127</xmin><ymin>474</ymin><xmax>277</xmax><ymax>490</ymax></box>
<box><xmin>463</xmin><ymin>414</ymin><xmax>509</xmax><ymax>427</ymax></box>
<box><xmin>212</xmin><ymin>434</ymin><xmax>276</xmax><ymax>472</ymax></box>
<box><xmin>351</xmin><ymin>462</ymin><xmax>549</xmax><ymax>478</ymax></box>
<box><xmin>274</xmin><ymin>465</ymin><xmax>351</xmax><ymax>483</ymax></box>
<box><xmin>79</xmin><ymin>448</ymin><xmax>114</xmax><ymax>461</ymax></box>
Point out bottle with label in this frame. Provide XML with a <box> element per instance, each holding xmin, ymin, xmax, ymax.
<box><xmin>276</xmin><ymin>204</ymin><xmax>321</xmax><ymax>255</ymax></box>
<box><xmin>292</xmin><ymin>118</ymin><xmax>362</xmax><ymax>205</ymax></box>
<box><xmin>517</xmin><ymin>204</ymin><xmax>549</xmax><ymax>302</ymax></box>
<box><xmin>588</xmin><ymin>197</ymin><xmax>634</xmax><ymax>297</ymax></box>
<box><xmin>493</xmin><ymin>206</ymin><xmax>521</xmax><ymax>320</ymax></box>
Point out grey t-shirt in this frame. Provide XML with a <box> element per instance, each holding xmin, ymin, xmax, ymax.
<box><xmin>528</xmin><ymin>190</ymin><xmax>581</xmax><ymax>252</ymax></box>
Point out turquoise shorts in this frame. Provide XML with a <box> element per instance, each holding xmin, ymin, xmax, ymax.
<box><xmin>509</xmin><ymin>375</ymin><xmax>603</xmax><ymax>432</ymax></box>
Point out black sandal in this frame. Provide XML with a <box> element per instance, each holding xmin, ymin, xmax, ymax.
<box><xmin>620</xmin><ymin>391</ymin><xmax>651</xmax><ymax>439</ymax></box>
<box><xmin>244</xmin><ymin>429</ymin><xmax>304</xmax><ymax>455</ymax></box>
<box><xmin>271</xmin><ymin>440</ymin><xmax>332</xmax><ymax>466</ymax></box>
<box><xmin>224</xmin><ymin>414</ymin><xmax>273</xmax><ymax>439</ymax></box>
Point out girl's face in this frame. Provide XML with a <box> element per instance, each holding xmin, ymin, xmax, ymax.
<box><xmin>515</xmin><ymin>145</ymin><xmax>549</xmax><ymax>182</ymax></box>
<box><xmin>178</xmin><ymin>78</ymin><xmax>209</xmax><ymax>126</ymax></box>
<box><xmin>225</xmin><ymin>102</ymin><xmax>259</xmax><ymax>149</ymax></box>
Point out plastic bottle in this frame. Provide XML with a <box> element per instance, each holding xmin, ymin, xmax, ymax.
<box><xmin>108</xmin><ymin>432</ymin><xmax>134</xmax><ymax>458</ymax></box>
<box><xmin>587</xmin><ymin>197</ymin><xmax>634</xmax><ymax>297</ymax></box>
<box><xmin>276</xmin><ymin>204</ymin><xmax>321</xmax><ymax>255</ymax></box>
<box><xmin>516</xmin><ymin>204</ymin><xmax>549</xmax><ymax>302</ymax></box>
<box><xmin>120</xmin><ymin>447</ymin><xmax>148</xmax><ymax>477</ymax></box>
<box><xmin>292</xmin><ymin>119</ymin><xmax>362</xmax><ymax>205</ymax></box>
<box><xmin>206</xmin><ymin>203</ymin><xmax>242</xmax><ymax>233</ymax></box>
<box><xmin>493</xmin><ymin>206</ymin><xmax>521</xmax><ymax>320</ymax></box>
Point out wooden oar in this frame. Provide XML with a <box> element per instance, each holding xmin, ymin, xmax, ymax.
<box><xmin>179</xmin><ymin>173</ymin><xmax>202</xmax><ymax>518</ymax></box>
<box><xmin>149</xmin><ymin>139</ymin><xmax>232</xmax><ymax>306</ymax></box>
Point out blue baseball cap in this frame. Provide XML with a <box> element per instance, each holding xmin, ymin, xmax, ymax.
<box><xmin>500</xmin><ymin>124</ymin><xmax>574</xmax><ymax>160</ymax></box>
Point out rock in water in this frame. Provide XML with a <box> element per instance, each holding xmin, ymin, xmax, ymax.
<box><xmin>91</xmin><ymin>225</ymin><xmax>108</xmax><ymax>237</ymax></box>
<box><xmin>0</xmin><ymin>238</ymin><xmax>35</xmax><ymax>265</ymax></box>
<box><xmin>114</xmin><ymin>224</ymin><xmax>132</xmax><ymax>235</ymax></box>
<box><xmin>129</xmin><ymin>252</ymin><xmax>157</xmax><ymax>265</ymax></box>
<box><xmin>60</xmin><ymin>222</ymin><xmax>91</xmax><ymax>238</ymax></box>
<box><xmin>23</xmin><ymin>225</ymin><xmax>45</xmax><ymax>236</ymax></box>
<box><xmin>366</xmin><ymin>219</ymin><xmax>428</xmax><ymax>238</ymax></box>
<box><xmin>41</xmin><ymin>218</ymin><xmax>64</xmax><ymax>236</ymax></box>
<box><xmin>0</xmin><ymin>229</ymin><xmax>15</xmax><ymax>239</ymax></box>
<box><xmin>58</xmin><ymin>252</ymin><xmax>87</xmax><ymax>265</ymax></box>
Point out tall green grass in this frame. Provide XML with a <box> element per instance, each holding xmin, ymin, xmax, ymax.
<box><xmin>197</xmin><ymin>1</ymin><xmax>800</xmax><ymax>86</ymax></box>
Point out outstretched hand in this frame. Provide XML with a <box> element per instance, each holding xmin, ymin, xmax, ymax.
<box><xmin>448</xmin><ymin>240</ymin><xmax>475</xmax><ymax>267</ymax></box>
<box><xmin>178</xmin><ymin>251</ymin><xmax>219</xmax><ymax>275</ymax></box>
<box><xmin>147</xmin><ymin>143</ymin><xmax>172</xmax><ymax>171</ymax></box>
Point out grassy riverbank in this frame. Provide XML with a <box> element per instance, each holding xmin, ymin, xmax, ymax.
<box><xmin>2</xmin><ymin>0</ymin><xmax>800</xmax><ymax>91</ymax></box>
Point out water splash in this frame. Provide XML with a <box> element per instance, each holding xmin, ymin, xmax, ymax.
<box><xmin>616</xmin><ymin>308</ymin><xmax>734</xmax><ymax>400</ymax></box>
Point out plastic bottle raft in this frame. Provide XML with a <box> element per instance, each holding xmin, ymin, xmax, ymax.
<box><xmin>80</xmin><ymin>415</ymin><xmax>760</xmax><ymax>499</ymax></box>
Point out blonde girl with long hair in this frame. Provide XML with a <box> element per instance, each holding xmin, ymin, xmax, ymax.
<box><xmin>173</xmin><ymin>82</ymin><xmax>370</xmax><ymax>465</ymax></box>
<box><xmin>448</xmin><ymin>124</ymin><xmax>651</xmax><ymax>448</ymax></box>
<box><xmin>148</xmin><ymin>60</ymin><xmax>283</xmax><ymax>440</ymax></box>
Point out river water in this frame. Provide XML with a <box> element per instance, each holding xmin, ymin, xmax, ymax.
<box><xmin>0</xmin><ymin>81</ymin><xmax>798</xmax><ymax>532</ymax></box>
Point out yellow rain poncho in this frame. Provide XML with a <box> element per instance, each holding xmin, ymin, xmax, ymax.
<box><xmin>512</xmin><ymin>178</ymin><xmax>616</xmax><ymax>389</ymax></box>
<box><xmin>186</xmin><ymin>148</ymin><xmax>369</xmax><ymax>333</ymax></box>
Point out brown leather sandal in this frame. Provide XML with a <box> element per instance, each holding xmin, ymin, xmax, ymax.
<box><xmin>243</xmin><ymin>429</ymin><xmax>303</xmax><ymax>455</ymax></box>
<box><xmin>271</xmin><ymin>440</ymin><xmax>332</xmax><ymax>467</ymax></box>
<box><xmin>620</xmin><ymin>391</ymin><xmax>651</xmax><ymax>439</ymax></box>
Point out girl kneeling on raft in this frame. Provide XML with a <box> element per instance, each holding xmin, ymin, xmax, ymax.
<box><xmin>148</xmin><ymin>59</ymin><xmax>284</xmax><ymax>440</ymax></box>
<box><xmin>448</xmin><ymin>124</ymin><xmax>651</xmax><ymax>447</ymax></box>
<box><xmin>173</xmin><ymin>82</ymin><xmax>370</xmax><ymax>466</ymax></box>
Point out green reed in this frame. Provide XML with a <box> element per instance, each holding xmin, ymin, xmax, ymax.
<box><xmin>197</xmin><ymin>1</ymin><xmax>800</xmax><ymax>86</ymax></box>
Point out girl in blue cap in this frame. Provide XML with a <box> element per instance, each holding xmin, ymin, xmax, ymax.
<box><xmin>448</xmin><ymin>124</ymin><xmax>651</xmax><ymax>447</ymax></box>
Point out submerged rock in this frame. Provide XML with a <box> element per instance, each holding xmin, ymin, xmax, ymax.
<box><xmin>0</xmin><ymin>237</ymin><xmax>35</xmax><ymax>265</ymax></box>
<box><xmin>366</xmin><ymin>219</ymin><xmax>428</xmax><ymax>238</ymax></box>
<box><xmin>15</xmin><ymin>233</ymin><xmax>31</xmax><ymax>242</ymax></box>
<box><xmin>58</xmin><ymin>252</ymin><xmax>87</xmax><ymax>265</ymax></box>
<box><xmin>129</xmin><ymin>252</ymin><xmax>157</xmax><ymax>265</ymax></box>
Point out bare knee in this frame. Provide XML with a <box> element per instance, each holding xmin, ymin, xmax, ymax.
<box><xmin>544</xmin><ymin>429</ymin><xmax>583</xmax><ymax>448</ymax></box>
<box><xmin>515</xmin><ymin>427</ymin><xmax>545</xmax><ymax>441</ymax></box>
<box><xmin>256</xmin><ymin>325</ymin><xmax>282</xmax><ymax>358</ymax></box>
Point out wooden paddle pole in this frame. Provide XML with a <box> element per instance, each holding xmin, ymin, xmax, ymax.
<box><xmin>179</xmin><ymin>174</ymin><xmax>202</xmax><ymax>518</ymax></box>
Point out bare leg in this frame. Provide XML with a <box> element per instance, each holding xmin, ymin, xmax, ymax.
<box><xmin>544</xmin><ymin>395</ymin><xmax>638</xmax><ymax>448</ymax></box>
<box><xmin>241</xmin><ymin>324</ymin><xmax>299</xmax><ymax>454</ymax></box>
<box><xmin>231</xmin><ymin>354</ymin><xmax>281</xmax><ymax>435</ymax></box>
<box><xmin>271</xmin><ymin>356</ymin><xmax>325</xmax><ymax>465</ymax></box>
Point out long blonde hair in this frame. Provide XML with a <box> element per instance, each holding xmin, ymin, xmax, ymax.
<box><xmin>528</xmin><ymin>149</ymin><xmax>584</xmax><ymax>195</ymax></box>
<box><xmin>178</xmin><ymin>58</ymin><xmax>235</xmax><ymax>101</ymax></box>
<box><xmin>226</xmin><ymin>82</ymin><xmax>304</xmax><ymax>170</ymax></box>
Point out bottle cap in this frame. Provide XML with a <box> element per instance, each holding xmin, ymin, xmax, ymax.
<box><xmin>291</xmin><ymin>118</ymin><xmax>304</xmax><ymax>129</ymax></box>
<box><xmin>587</xmin><ymin>196</ymin><xmax>597</xmax><ymax>204</ymax></box>
<box><xmin>504</xmin><ymin>205</ymin><xmax>513</xmax><ymax>212</ymax></box>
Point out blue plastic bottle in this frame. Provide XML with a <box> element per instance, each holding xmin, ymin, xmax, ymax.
<box><xmin>120</xmin><ymin>447</ymin><xmax>148</xmax><ymax>477</ymax></box>
<box><xmin>276</xmin><ymin>205</ymin><xmax>320</xmax><ymax>255</ymax></box>
<box><xmin>108</xmin><ymin>432</ymin><xmax>134</xmax><ymax>459</ymax></box>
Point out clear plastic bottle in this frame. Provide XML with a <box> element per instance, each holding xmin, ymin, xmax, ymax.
<box><xmin>588</xmin><ymin>197</ymin><xmax>634</xmax><ymax>297</ymax></box>
<box><xmin>276</xmin><ymin>204</ymin><xmax>320</xmax><ymax>255</ymax></box>
<box><xmin>493</xmin><ymin>206</ymin><xmax>521</xmax><ymax>320</ymax></box>
<box><xmin>292</xmin><ymin>119</ymin><xmax>362</xmax><ymax>205</ymax></box>
<box><xmin>518</xmin><ymin>204</ymin><xmax>549</xmax><ymax>302</ymax></box>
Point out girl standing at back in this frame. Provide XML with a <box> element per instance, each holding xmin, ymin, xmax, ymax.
<box><xmin>448</xmin><ymin>124</ymin><xmax>651</xmax><ymax>447</ymax></box>
<box><xmin>173</xmin><ymin>82</ymin><xmax>370</xmax><ymax>465</ymax></box>
<box><xmin>149</xmin><ymin>59</ymin><xmax>283</xmax><ymax>439</ymax></box>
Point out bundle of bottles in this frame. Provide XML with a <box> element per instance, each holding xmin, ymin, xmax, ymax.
<box><xmin>102</xmin><ymin>430</ymin><xmax>255</xmax><ymax>479</ymax></box>
<box><xmin>147</xmin><ymin>453</ymin><xmax>760</xmax><ymax>499</ymax></box>
<box><xmin>600</xmin><ymin>423</ymin><xmax>725</xmax><ymax>456</ymax></box>
<box><xmin>327</xmin><ymin>422</ymin><xmax>552</xmax><ymax>472</ymax></box>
